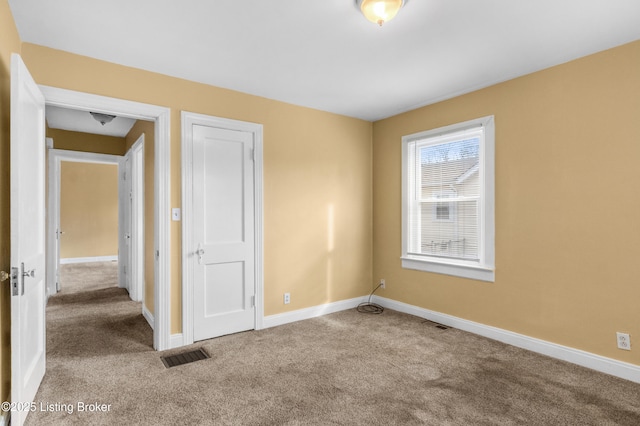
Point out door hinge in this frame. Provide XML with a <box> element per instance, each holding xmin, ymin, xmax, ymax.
<box><xmin>10</xmin><ymin>266</ymin><xmax>19</xmax><ymax>296</ymax></box>
<box><xmin>251</xmin><ymin>295</ymin><xmax>255</xmax><ymax>307</ymax></box>
<box><xmin>249</xmin><ymin>148</ymin><xmax>254</xmax><ymax>161</ymax></box>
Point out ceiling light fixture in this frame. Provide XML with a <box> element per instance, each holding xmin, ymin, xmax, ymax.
<box><xmin>356</xmin><ymin>0</ymin><xmax>407</xmax><ymax>26</ymax></box>
<box><xmin>90</xmin><ymin>112</ymin><xmax>116</xmax><ymax>126</ymax></box>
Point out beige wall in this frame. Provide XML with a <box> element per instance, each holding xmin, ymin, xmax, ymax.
<box><xmin>372</xmin><ymin>40</ymin><xmax>640</xmax><ymax>365</ymax></box>
<box><xmin>0</xmin><ymin>0</ymin><xmax>21</xmax><ymax>405</ymax></box>
<box><xmin>46</xmin><ymin>128</ymin><xmax>124</xmax><ymax>264</ymax></box>
<box><xmin>59</xmin><ymin>161</ymin><xmax>119</xmax><ymax>259</ymax></box>
<box><xmin>47</xmin><ymin>127</ymin><xmax>126</xmax><ymax>155</ymax></box>
<box><xmin>125</xmin><ymin>120</ymin><xmax>155</xmax><ymax>314</ymax></box>
<box><xmin>20</xmin><ymin>43</ymin><xmax>374</xmax><ymax>334</ymax></box>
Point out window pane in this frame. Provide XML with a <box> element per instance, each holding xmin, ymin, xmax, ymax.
<box><xmin>419</xmin><ymin>200</ymin><xmax>478</xmax><ymax>260</ymax></box>
<box><xmin>415</xmin><ymin>137</ymin><xmax>480</xmax><ymax>261</ymax></box>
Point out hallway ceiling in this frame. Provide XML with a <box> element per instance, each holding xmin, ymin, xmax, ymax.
<box><xmin>9</xmin><ymin>0</ymin><xmax>640</xmax><ymax>121</ymax></box>
<box><xmin>46</xmin><ymin>106</ymin><xmax>137</xmax><ymax>138</ymax></box>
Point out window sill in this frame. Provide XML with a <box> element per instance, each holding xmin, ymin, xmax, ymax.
<box><xmin>401</xmin><ymin>256</ymin><xmax>494</xmax><ymax>282</ymax></box>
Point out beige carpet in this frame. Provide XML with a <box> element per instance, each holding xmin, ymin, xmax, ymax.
<box><xmin>58</xmin><ymin>261</ymin><xmax>119</xmax><ymax>294</ymax></box>
<box><xmin>26</xmin><ymin>263</ymin><xmax>640</xmax><ymax>425</ymax></box>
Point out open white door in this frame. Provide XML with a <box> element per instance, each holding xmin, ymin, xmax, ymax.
<box><xmin>119</xmin><ymin>155</ymin><xmax>131</xmax><ymax>291</ymax></box>
<box><xmin>122</xmin><ymin>134</ymin><xmax>145</xmax><ymax>302</ymax></box>
<box><xmin>46</xmin><ymin>137</ymin><xmax>61</xmax><ymax>297</ymax></box>
<box><xmin>10</xmin><ymin>53</ymin><xmax>46</xmax><ymax>426</ymax></box>
<box><xmin>129</xmin><ymin>135</ymin><xmax>145</xmax><ymax>303</ymax></box>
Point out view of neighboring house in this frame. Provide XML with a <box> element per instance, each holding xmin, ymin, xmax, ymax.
<box><xmin>408</xmin><ymin>133</ymin><xmax>482</xmax><ymax>261</ymax></box>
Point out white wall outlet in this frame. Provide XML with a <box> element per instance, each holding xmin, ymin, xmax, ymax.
<box><xmin>284</xmin><ymin>292</ymin><xmax>290</xmax><ymax>305</ymax></box>
<box><xmin>379</xmin><ymin>279</ymin><xmax>386</xmax><ymax>289</ymax></box>
<box><xmin>616</xmin><ymin>332</ymin><xmax>631</xmax><ymax>351</ymax></box>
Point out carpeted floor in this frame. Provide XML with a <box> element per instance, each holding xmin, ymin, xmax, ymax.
<box><xmin>58</xmin><ymin>261</ymin><xmax>120</xmax><ymax>294</ymax></box>
<box><xmin>26</xmin><ymin>262</ymin><xmax>640</xmax><ymax>425</ymax></box>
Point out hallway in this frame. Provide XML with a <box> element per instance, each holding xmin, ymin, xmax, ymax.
<box><xmin>27</xmin><ymin>262</ymin><xmax>153</xmax><ymax>425</ymax></box>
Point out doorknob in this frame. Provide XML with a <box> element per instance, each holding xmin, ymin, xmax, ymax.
<box><xmin>196</xmin><ymin>244</ymin><xmax>205</xmax><ymax>264</ymax></box>
<box><xmin>0</xmin><ymin>271</ymin><xmax>8</xmax><ymax>282</ymax></box>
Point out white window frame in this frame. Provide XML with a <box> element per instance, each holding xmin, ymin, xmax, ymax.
<box><xmin>401</xmin><ymin>115</ymin><xmax>495</xmax><ymax>282</ymax></box>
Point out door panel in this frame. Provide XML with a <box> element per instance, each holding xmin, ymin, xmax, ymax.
<box><xmin>10</xmin><ymin>53</ymin><xmax>46</xmax><ymax>426</ymax></box>
<box><xmin>193</xmin><ymin>125</ymin><xmax>255</xmax><ymax>341</ymax></box>
<box><xmin>204</xmin><ymin>138</ymin><xmax>245</xmax><ymax>242</ymax></box>
<box><xmin>204</xmin><ymin>262</ymin><xmax>245</xmax><ymax>315</ymax></box>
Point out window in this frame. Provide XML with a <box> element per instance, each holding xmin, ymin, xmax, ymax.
<box><xmin>401</xmin><ymin>116</ymin><xmax>495</xmax><ymax>282</ymax></box>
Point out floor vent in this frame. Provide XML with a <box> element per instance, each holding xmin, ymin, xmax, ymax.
<box><xmin>161</xmin><ymin>348</ymin><xmax>210</xmax><ymax>368</ymax></box>
<box><xmin>422</xmin><ymin>319</ymin><xmax>450</xmax><ymax>330</ymax></box>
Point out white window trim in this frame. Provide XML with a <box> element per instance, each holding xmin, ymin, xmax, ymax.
<box><xmin>401</xmin><ymin>115</ymin><xmax>495</xmax><ymax>282</ymax></box>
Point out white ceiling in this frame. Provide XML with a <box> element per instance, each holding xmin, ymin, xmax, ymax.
<box><xmin>9</xmin><ymin>0</ymin><xmax>640</xmax><ymax>121</ymax></box>
<box><xmin>46</xmin><ymin>106</ymin><xmax>136</xmax><ymax>138</ymax></box>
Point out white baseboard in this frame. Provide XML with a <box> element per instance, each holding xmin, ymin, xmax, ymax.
<box><xmin>262</xmin><ymin>296</ymin><xmax>369</xmax><ymax>329</ymax></box>
<box><xmin>373</xmin><ymin>296</ymin><xmax>640</xmax><ymax>384</ymax></box>
<box><xmin>60</xmin><ymin>255</ymin><xmax>118</xmax><ymax>264</ymax></box>
<box><xmin>169</xmin><ymin>333</ymin><xmax>184</xmax><ymax>349</ymax></box>
<box><xmin>143</xmin><ymin>305</ymin><xmax>154</xmax><ymax>330</ymax></box>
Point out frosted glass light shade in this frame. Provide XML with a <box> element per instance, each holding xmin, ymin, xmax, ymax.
<box><xmin>357</xmin><ymin>0</ymin><xmax>405</xmax><ymax>26</ymax></box>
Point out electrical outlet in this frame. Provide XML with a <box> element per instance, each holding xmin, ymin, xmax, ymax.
<box><xmin>379</xmin><ymin>279</ymin><xmax>386</xmax><ymax>289</ymax></box>
<box><xmin>617</xmin><ymin>332</ymin><xmax>631</xmax><ymax>351</ymax></box>
<box><xmin>284</xmin><ymin>293</ymin><xmax>290</xmax><ymax>305</ymax></box>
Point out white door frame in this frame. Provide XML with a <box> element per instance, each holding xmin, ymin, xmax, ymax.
<box><xmin>181</xmin><ymin>111</ymin><xmax>264</xmax><ymax>346</ymax></box>
<box><xmin>40</xmin><ymin>85</ymin><xmax>172</xmax><ymax>351</ymax></box>
<box><xmin>47</xmin><ymin>149</ymin><xmax>123</xmax><ymax>298</ymax></box>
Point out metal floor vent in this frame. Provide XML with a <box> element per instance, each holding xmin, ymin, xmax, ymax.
<box><xmin>422</xmin><ymin>319</ymin><xmax>450</xmax><ymax>330</ymax></box>
<box><xmin>161</xmin><ymin>348</ymin><xmax>210</xmax><ymax>368</ymax></box>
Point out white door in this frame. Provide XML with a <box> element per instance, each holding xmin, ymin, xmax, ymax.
<box><xmin>132</xmin><ymin>139</ymin><xmax>145</xmax><ymax>303</ymax></box>
<box><xmin>124</xmin><ymin>135</ymin><xmax>145</xmax><ymax>302</ymax></box>
<box><xmin>10</xmin><ymin>53</ymin><xmax>46</xmax><ymax>426</ymax></box>
<box><xmin>120</xmin><ymin>156</ymin><xmax>131</xmax><ymax>291</ymax></box>
<box><xmin>46</xmin><ymin>138</ymin><xmax>62</xmax><ymax>296</ymax></box>
<box><xmin>193</xmin><ymin>125</ymin><xmax>255</xmax><ymax>341</ymax></box>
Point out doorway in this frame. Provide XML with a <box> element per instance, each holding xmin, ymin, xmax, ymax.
<box><xmin>41</xmin><ymin>85</ymin><xmax>172</xmax><ymax>351</ymax></box>
<box><xmin>47</xmin><ymin>149</ymin><xmax>122</xmax><ymax>297</ymax></box>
